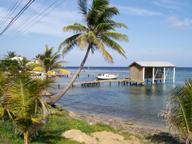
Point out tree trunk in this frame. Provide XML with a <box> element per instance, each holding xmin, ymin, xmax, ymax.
<box><xmin>24</xmin><ymin>130</ymin><xmax>29</xmax><ymax>144</ymax></box>
<box><xmin>40</xmin><ymin>98</ymin><xmax>49</xmax><ymax>122</ymax></box>
<box><xmin>185</xmin><ymin>136</ymin><xmax>190</xmax><ymax>144</ymax></box>
<box><xmin>48</xmin><ymin>45</ymin><xmax>92</xmax><ymax>105</ymax></box>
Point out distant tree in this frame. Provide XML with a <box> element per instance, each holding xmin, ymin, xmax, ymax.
<box><xmin>0</xmin><ymin>57</ymin><xmax>30</xmax><ymax>74</ymax></box>
<box><xmin>6</xmin><ymin>51</ymin><xmax>17</xmax><ymax>59</ymax></box>
<box><xmin>35</xmin><ymin>45</ymin><xmax>65</xmax><ymax>78</ymax></box>
<box><xmin>164</xmin><ymin>80</ymin><xmax>192</xmax><ymax>144</ymax></box>
<box><xmin>49</xmin><ymin>0</ymin><xmax>128</xmax><ymax>104</ymax></box>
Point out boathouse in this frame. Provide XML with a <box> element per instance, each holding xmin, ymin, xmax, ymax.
<box><xmin>129</xmin><ymin>61</ymin><xmax>176</xmax><ymax>84</ymax></box>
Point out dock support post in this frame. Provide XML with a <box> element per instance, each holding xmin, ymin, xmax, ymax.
<box><xmin>142</xmin><ymin>68</ymin><xmax>145</xmax><ymax>83</ymax></box>
<box><xmin>173</xmin><ymin>67</ymin><xmax>175</xmax><ymax>83</ymax></box>
<box><xmin>163</xmin><ymin>67</ymin><xmax>166</xmax><ymax>84</ymax></box>
<box><xmin>152</xmin><ymin>67</ymin><xmax>155</xmax><ymax>84</ymax></box>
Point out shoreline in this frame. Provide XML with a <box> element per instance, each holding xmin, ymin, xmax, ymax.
<box><xmin>65</xmin><ymin>108</ymin><xmax>170</xmax><ymax>135</ymax></box>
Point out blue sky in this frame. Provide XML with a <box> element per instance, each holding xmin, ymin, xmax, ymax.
<box><xmin>0</xmin><ymin>0</ymin><xmax>192</xmax><ymax>67</ymax></box>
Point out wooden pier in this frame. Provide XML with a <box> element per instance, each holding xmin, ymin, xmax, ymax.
<box><xmin>74</xmin><ymin>78</ymin><xmax>144</xmax><ymax>87</ymax></box>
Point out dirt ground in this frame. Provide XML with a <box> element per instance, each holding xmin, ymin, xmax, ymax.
<box><xmin>62</xmin><ymin>129</ymin><xmax>142</xmax><ymax>144</ymax></box>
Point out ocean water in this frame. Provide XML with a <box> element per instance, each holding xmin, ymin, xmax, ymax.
<box><xmin>57</xmin><ymin>67</ymin><xmax>192</xmax><ymax>127</ymax></box>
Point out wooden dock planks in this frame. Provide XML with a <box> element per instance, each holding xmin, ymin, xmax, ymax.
<box><xmin>73</xmin><ymin>79</ymin><xmax>144</xmax><ymax>87</ymax></box>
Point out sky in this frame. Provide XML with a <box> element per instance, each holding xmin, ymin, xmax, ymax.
<box><xmin>0</xmin><ymin>0</ymin><xmax>192</xmax><ymax>67</ymax></box>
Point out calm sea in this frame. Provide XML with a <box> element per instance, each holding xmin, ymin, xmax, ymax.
<box><xmin>57</xmin><ymin>67</ymin><xmax>192</xmax><ymax>127</ymax></box>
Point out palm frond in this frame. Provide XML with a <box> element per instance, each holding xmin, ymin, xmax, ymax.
<box><xmin>63</xmin><ymin>23</ymin><xmax>87</xmax><ymax>33</ymax></box>
<box><xmin>112</xmin><ymin>21</ymin><xmax>128</xmax><ymax>29</ymax></box>
<box><xmin>76</xmin><ymin>33</ymin><xmax>89</xmax><ymax>49</ymax></box>
<box><xmin>95</xmin><ymin>22</ymin><xmax>127</xmax><ymax>33</ymax></box>
<box><xmin>87</xmin><ymin>0</ymin><xmax>109</xmax><ymax>27</ymax></box>
<box><xmin>102</xmin><ymin>32</ymin><xmax>128</xmax><ymax>41</ymax></box>
<box><xmin>101</xmin><ymin>35</ymin><xmax>126</xmax><ymax>57</ymax></box>
<box><xmin>96</xmin><ymin>42</ymin><xmax>113</xmax><ymax>63</ymax></box>
<box><xmin>6</xmin><ymin>51</ymin><xmax>17</xmax><ymax>59</ymax></box>
<box><xmin>97</xmin><ymin>7</ymin><xmax>119</xmax><ymax>23</ymax></box>
<box><xmin>90</xmin><ymin>33</ymin><xmax>113</xmax><ymax>63</ymax></box>
<box><xmin>92</xmin><ymin>0</ymin><xmax>108</xmax><ymax>11</ymax></box>
<box><xmin>95</xmin><ymin>23</ymin><xmax>114</xmax><ymax>33</ymax></box>
<box><xmin>59</xmin><ymin>34</ymin><xmax>81</xmax><ymax>54</ymax></box>
<box><xmin>78</xmin><ymin>0</ymin><xmax>88</xmax><ymax>15</ymax></box>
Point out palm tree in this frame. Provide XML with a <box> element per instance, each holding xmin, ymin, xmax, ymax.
<box><xmin>49</xmin><ymin>0</ymin><xmax>128</xmax><ymax>104</ymax></box>
<box><xmin>6</xmin><ymin>51</ymin><xmax>17</xmax><ymax>59</ymax></box>
<box><xmin>164</xmin><ymin>80</ymin><xmax>192</xmax><ymax>144</ymax></box>
<box><xmin>0</xmin><ymin>73</ymin><xmax>51</xmax><ymax>144</ymax></box>
<box><xmin>35</xmin><ymin>45</ymin><xmax>66</xmax><ymax>78</ymax></box>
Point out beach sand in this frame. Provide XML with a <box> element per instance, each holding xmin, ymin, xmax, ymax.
<box><xmin>67</xmin><ymin>109</ymin><xmax>169</xmax><ymax>135</ymax></box>
<box><xmin>60</xmin><ymin>108</ymin><xmax>181</xmax><ymax>144</ymax></box>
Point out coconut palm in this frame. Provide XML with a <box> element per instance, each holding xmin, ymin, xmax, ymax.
<box><xmin>35</xmin><ymin>45</ymin><xmax>67</xmax><ymax>78</ymax></box>
<box><xmin>165</xmin><ymin>80</ymin><xmax>192</xmax><ymax>144</ymax></box>
<box><xmin>0</xmin><ymin>73</ymin><xmax>51</xmax><ymax>144</ymax></box>
<box><xmin>6</xmin><ymin>51</ymin><xmax>17</xmax><ymax>59</ymax></box>
<box><xmin>49</xmin><ymin>0</ymin><xmax>128</xmax><ymax>104</ymax></box>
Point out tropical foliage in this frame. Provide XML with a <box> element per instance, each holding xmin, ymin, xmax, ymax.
<box><xmin>0</xmin><ymin>56</ymin><xmax>30</xmax><ymax>74</ymax></box>
<box><xmin>35</xmin><ymin>45</ymin><xmax>68</xmax><ymax>77</ymax></box>
<box><xmin>60</xmin><ymin>0</ymin><xmax>128</xmax><ymax>62</ymax></box>
<box><xmin>164</xmin><ymin>80</ymin><xmax>192</xmax><ymax>144</ymax></box>
<box><xmin>0</xmin><ymin>72</ymin><xmax>52</xmax><ymax>144</ymax></box>
<box><xmin>49</xmin><ymin>0</ymin><xmax>128</xmax><ymax>104</ymax></box>
<box><xmin>6</xmin><ymin>51</ymin><xmax>17</xmax><ymax>59</ymax></box>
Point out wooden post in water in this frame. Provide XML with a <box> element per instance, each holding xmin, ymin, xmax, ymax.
<box><xmin>152</xmin><ymin>67</ymin><xmax>155</xmax><ymax>84</ymax></box>
<box><xmin>173</xmin><ymin>67</ymin><xmax>176</xmax><ymax>83</ymax></box>
<box><xmin>163</xmin><ymin>67</ymin><xmax>166</xmax><ymax>84</ymax></box>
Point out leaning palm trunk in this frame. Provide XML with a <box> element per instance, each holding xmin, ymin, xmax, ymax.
<box><xmin>49</xmin><ymin>0</ymin><xmax>128</xmax><ymax>105</ymax></box>
<box><xmin>49</xmin><ymin>45</ymin><xmax>91</xmax><ymax>104</ymax></box>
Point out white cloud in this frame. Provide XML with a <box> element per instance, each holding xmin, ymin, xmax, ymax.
<box><xmin>15</xmin><ymin>10</ymin><xmax>81</xmax><ymax>36</ymax></box>
<box><xmin>168</xmin><ymin>16</ymin><xmax>192</xmax><ymax>29</ymax></box>
<box><xmin>0</xmin><ymin>1</ymin><xmax>82</xmax><ymax>37</ymax></box>
<box><xmin>152</xmin><ymin>0</ymin><xmax>181</xmax><ymax>9</ymax></box>
<box><xmin>118</xmin><ymin>6</ymin><xmax>162</xmax><ymax>16</ymax></box>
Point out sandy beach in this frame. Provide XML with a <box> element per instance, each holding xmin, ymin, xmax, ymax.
<box><xmin>67</xmin><ymin>109</ymin><xmax>169</xmax><ymax>135</ymax></box>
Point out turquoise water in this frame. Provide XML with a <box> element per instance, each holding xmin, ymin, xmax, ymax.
<box><xmin>57</xmin><ymin>67</ymin><xmax>192</xmax><ymax>127</ymax></box>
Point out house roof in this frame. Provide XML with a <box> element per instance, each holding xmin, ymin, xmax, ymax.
<box><xmin>129</xmin><ymin>61</ymin><xmax>175</xmax><ymax>68</ymax></box>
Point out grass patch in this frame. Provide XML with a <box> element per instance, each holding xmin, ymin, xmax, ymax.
<box><xmin>0</xmin><ymin>109</ymin><xmax>177</xmax><ymax>144</ymax></box>
<box><xmin>0</xmin><ymin>110</ymin><xmax>115</xmax><ymax>144</ymax></box>
<box><xmin>0</xmin><ymin>120</ymin><xmax>23</xmax><ymax>144</ymax></box>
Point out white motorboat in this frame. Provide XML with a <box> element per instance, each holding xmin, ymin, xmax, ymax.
<box><xmin>97</xmin><ymin>73</ymin><xmax>118</xmax><ymax>80</ymax></box>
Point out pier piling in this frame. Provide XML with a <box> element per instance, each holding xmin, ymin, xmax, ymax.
<box><xmin>74</xmin><ymin>79</ymin><xmax>143</xmax><ymax>88</ymax></box>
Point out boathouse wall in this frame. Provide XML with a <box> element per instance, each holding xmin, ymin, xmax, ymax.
<box><xmin>129</xmin><ymin>61</ymin><xmax>176</xmax><ymax>85</ymax></box>
<box><xmin>129</xmin><ymin>63</ymin><xmax>144</xmax><ymax>82</ymax></box>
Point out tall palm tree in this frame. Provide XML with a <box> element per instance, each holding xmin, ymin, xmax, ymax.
<box><xmin>35</xmin><ymin>45</ymin><xmax>66</xmax><ymax>78</ymax></box>
<box><xmin>49</xmin><ymin>0</ymin><xmax>128</xmax><ymax>104</ymax></box>
<box><xmin>0</xmin><ymin>73</ymin><xmax>51</xmax><ymax>144</ymax></box>
<box><xmin>164</xmin><ymin>80</ymin><xmax>192</xmax><ymax>144</ymax></box>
